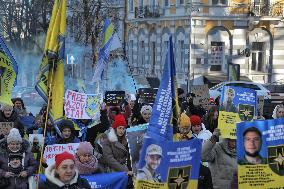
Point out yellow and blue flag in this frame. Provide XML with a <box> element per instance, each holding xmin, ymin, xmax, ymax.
<box><xmin>35</xmin><ymin>0</ymin><xmax>66</xmax><ymax>124</ymax></box>
<box><xmin>92</xmin><ymin>19</ymin><xmax>114</xmax><ymax>83</ymax></box>
<box><xmin>0</xmin><ymin>35</ymin><xmax>18</xmax><ymax>105</ymax></box>
<box><xmin>147</xmin><ymin>36</ymin><xmax>179</xmax><ymax>140</ymax></box>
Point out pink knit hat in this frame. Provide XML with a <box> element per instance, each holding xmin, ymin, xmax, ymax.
<box><xmin>76</xmin><ymin>142</ymin><xmax>94</xmax><ymax>156</ymax></box>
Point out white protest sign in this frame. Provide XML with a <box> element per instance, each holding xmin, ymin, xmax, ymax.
<box><xmin>64</xmin><ymin>89</ymin><xmax>102</xmax><ymax>119</ymax></box>
<box><xmin>191</xmin><ymin>85</ymin><xmax>210</xmax><ymax>108</ymax></box>
<box><xmin>43</xmin><ymin>143</ymin><xmax>80</xmax><ymax>166</ymax></box>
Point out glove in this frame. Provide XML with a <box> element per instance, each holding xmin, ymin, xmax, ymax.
<box><xmin>210</xmin><ymin>128</ymin><xmax>220</xmax><ymax>143</ymax></box>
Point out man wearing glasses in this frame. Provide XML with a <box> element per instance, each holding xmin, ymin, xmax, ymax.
<box><xmin>238</xmin><ymin>127</ymin><xmax>267</xmax><ymax>165</ymax></box>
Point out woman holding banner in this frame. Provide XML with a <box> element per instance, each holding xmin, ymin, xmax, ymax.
<box><xmin>39</xmin><ymin>151</ymin><xmax>91</xmax><ymax>189</ymax></box>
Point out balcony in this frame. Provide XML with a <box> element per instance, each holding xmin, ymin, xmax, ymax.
<box><xmin>135</xmin><ymin>5</ymin><xmax>160</xmax><ymax>18</ymax></box>
<box><xmin>249</xmin><ymin>2</ymin><xmax>284</xmax><ymax>17</ymax></box>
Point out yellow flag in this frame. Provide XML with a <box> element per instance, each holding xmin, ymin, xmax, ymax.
<box><xmin>35</xmin><ymin>0</ymin><xmax>66</xmax><ymax>123</ymax></box>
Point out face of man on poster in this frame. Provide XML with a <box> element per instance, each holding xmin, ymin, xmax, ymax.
<box><xmin>244</xmin><ymin>131</ymin><xmax>261</xmax><ymax>157</ymax></box>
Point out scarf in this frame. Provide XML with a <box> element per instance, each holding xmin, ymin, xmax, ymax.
<box><xmin>75</xmin><ymin>155</ymin><xmax>98</xmax><ymax>175</ymax></box>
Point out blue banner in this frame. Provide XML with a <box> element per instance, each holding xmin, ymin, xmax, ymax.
<box><xmin>218</xmin><ymin>86</ymin><xmax>257</xmax><ymax>138</ymax></box>
<box><xmin>237</xmin><ymin>118</ymin><xmax>284</xmax><ymax>188</ymax></box>
<box><xmin>147</xmin><ymin>36</ymin><xmax>177</xmax><ymax>141</ymax></box>
<box><xmin>135</xmin><ymin>137</ymin><xmax>202</xmax><ymax>188</ymax></box>
<box><xmin>39</xmin><ymin>172</ymin><xmax>128</xmax><ymax>189</ymax></box>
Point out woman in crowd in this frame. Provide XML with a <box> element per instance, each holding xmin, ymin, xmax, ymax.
<box><xmin>202</xmin><ymin>128</ymin><xmax>237</xmax><ymax>189</ymax></box>
<box><xmin>272</xmin><ymin>104</ymin><xmax>284</xmax><ymax>119</ymax></box>
<box><xmin>202</xmin><ymin>106</ymin><xmax>219</xmax><ymax>133</ymax></box>
<box><xmin>0</xmin><ymin>128</ymin><xmax>37</xmax><ymax>189</ymax></box>
<box><xmin>102</xmin><ymin>114</ymin><xmax>132</xmax><ymax>175</ymax></box>
<box><xmin>132</xmin><ymin>105</ymin><xmax>152</xmax><ymax>126</ymax></box>
<box><xmin>190</xmin><ymin>115</ymin><xmax>212</xmax><ymax>142</ymax></box>
<box><xmin>0</xmin><ymin>105</ymin><xmax>25</xmax><ymax>138</ymax></box>
<box><xmin>12</xmin><ymin>98</ymin><xmax>29</xmax><ymax>117</ymax></box>
<box><xmin>55</xmin><ymin>119</ymin><xmax>80</xmax><ymax>144</ymax></box>
<box><xmin>39</xmin><ymin>151</ymin><xmax>91</xmax><ymax>189</ymax></box>
<box><xmin>75</xmin><ymin>141</ymin><xmax>99</xmax><ymax>175</ymax></box>
<box><xmin>174</xmin><ymin>113</ymin><xmax>193</xmax><ymax>141</ymax></box>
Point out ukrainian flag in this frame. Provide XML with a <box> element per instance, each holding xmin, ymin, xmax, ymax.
<box><xmin>92</xmin><ymin>19</ymin><xmax>114</xmax><ymax>82</ymax></box>
<box><xmin>0</xmin><ymin>35</ymin><xmax>18</xmax><ymax>105</ymax></box>
<box><xmin>35</xmin><ymin>0</ymin><xmax>66</xmax><ymax>123</ymax></box>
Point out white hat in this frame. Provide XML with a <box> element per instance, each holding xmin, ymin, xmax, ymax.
<box><xmin>7</xmin><ymin>128</ymin><xmax>22</xmax><ymax>144</ymax></box>
<box><xmin>140</xmin><ymin>105</ymin><xmax>152</xmax><ymax>114</ymax></box>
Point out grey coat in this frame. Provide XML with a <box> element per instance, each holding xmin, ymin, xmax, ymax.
<box><xmin>202</xmin><ymin>139</ymin><xmax>237</xmax><ymax>189</ymax></box>
<box><xmin>102</xmin><ymin>128</ymin><xmax>129</xmax><ymax>172</ymax></box>
<box><xmin>0</xmin><ymin>139</ymin><xmax>37</xmax><ymax>189</ymax></box>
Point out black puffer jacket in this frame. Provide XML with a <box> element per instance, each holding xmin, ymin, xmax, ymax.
<box><xmin>39</xmin><ymin>165</ymin><xmax>91</xmax><ymax>189</ymax></box>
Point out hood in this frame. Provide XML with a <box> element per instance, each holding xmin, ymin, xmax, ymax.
<box><xmin>219</xmin><ymin>138</ymin><xmax>236</xmax><ymax>157</ymax></box>
<box><xmin>45</xmin><ymin>164</ymin><xmax>79</xmax><ymax>187</ymax></box>
<box><xmin>107</xmin><ymin>128</ymin><xmax>118</xmax><ymax>142</ymax></box>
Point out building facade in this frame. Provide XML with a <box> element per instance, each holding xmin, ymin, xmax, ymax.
<box><xmin>125</xmin><ymin>0</ymin><xmax>284</xmax><ymax>88</ymax></box>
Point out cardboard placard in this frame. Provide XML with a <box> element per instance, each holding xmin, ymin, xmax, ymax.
<box><xmin>0</xmin><ymin>122</ymin><xmax>14</xmax><ymax>136</ymax></box>
<box><xmin>191</xmin><ymin>85</ymin><xmax>210</xmax><ymax>108</ymax></box>
<box><xmin>138</xmin><ymin>88</ymin><xmax>158</xmax><ymax>105</ymax></box>
<box><xmin>105</xmin><ymin>91</ymin><xmax>125</xmax><ymax>106</ymax></box>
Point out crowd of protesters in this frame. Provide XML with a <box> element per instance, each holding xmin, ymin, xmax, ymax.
<box><xmin>0</xmin><ymin>88</ymin><xmax>283</xmax><ymax>189</ymax></box>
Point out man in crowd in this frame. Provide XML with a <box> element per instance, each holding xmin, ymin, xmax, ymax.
<box><xmin>137</xmin><ymin>144</ymin><xmax>162</xmax><ymax>182</ymax></box>
<box><xmin>238</xmin><ymin>127</ymin><xmax>267</xmax><ymax>165</ymax></box>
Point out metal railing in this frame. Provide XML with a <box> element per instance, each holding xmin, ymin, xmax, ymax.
<box><xmin>249</xmin><ymin>2</ymin><xmax>284</xmax><ymax>17</ymax></box>
<box><xmin>135</xmin><ymin>5</ymin><xmax>160</xmax><ymax>18</ymax></box>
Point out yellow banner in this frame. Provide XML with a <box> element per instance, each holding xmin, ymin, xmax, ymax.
<box><xmin>218</xmin><ymin>111</ymin><xmax>241</xmax><ymax>139</ymax></box>
<box><xmin>238</xmin><ymin>164</ymin><xmax>283</xmax><ymax>188</ymax></box>
<box><xmin>134</xmin><ymin>179</ymin><xmax>198</xmax><ymax>189</ymax></box>
<box><xmin>0</xmin><ymin>51</ymin><xmax>16</xmax><ymax>105</ymax></box>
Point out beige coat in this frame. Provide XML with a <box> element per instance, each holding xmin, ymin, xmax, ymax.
<box><xmin>202</xmin><ymin>139</ymin><xmax>237</xmax><ymax>189</ymax></box>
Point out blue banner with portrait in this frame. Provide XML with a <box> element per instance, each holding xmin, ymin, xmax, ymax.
<box><xmin>237</xmin><ymin>118</ymin><xmax>284</xmax><ymax>188</ymax></box>
<box><xmin>135</xmin><ymin>137</ymin><xmax>202</xmax><ymax>189</ymax></box>
<box><xmin>38</xmin><ymin>172</ymin><xmax>128</xmax><ymax>189</ymax></box>
<box><xmin>218</xmin><ymin>86</ymin><xmax>257</xmax><ymax>139</ymax></box>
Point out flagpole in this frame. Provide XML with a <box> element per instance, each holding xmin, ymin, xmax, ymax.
<box><xmin>36</xmin><ymin>59</ymin><xmax>56</xmax><ymax>189</ymax></box>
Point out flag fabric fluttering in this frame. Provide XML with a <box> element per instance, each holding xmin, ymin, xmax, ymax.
<box><xmin>146</xmin><ymin>36</ymin><xmax>179</xmax><ymax>141</ymax></box>
<box><xmin>35</xmin><ymin>0</ymin><xmax>66</xmax><ymax>124</ymax></box>
<box><xmin>92</xmin><ymin>19</ymin><xmax>114</xmax><ymax>83</ymax></box>
<box><xmin>0</xmin><ymin>35</ymin><xmax>18</xmax><ymax>105</ymax></box>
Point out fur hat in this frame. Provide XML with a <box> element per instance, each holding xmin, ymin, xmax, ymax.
<box><xmin>112</xmin><ymin>114</ymin><xmax>127</xmax><ymax>129</ymax></box>
<box><xmin>179</xmin><ymin>113</ymin><xmax>191</xmax><ymax>128</ymax></box>
<box><xmin>76</xmin><ymin>142</ymin><xmax>94</xmax><ymax>156</ymax></box>
<box><xmin>58</xmin><ymin>119</ymin><xmax>74</xmax><ymax>132</ymax></box>
<box><xmin>190</xmin><ymin>115</ymin><xmax>202</xmax><ymax>126</ymax></box>
<box><xmin>2</xmin><ymin>105</ymin><xmax>13</xmax><ymax>111</ymax></box>
<box><xmin>7</xmin><ymin>128</ymin><xmax>22</xmax><ymax>144</ymax></box>
<box><xmin>55</xmin><ymin>151</ymin><xmax>75</xmax><ymax>168</ymax></box>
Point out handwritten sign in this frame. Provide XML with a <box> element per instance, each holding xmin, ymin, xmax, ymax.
<box><xmin>64</xmin><ymin>90</ymin><xmax>102</xmax><ymax>119</ymax></box>
<box><xmin>105</xmin><ymin>91</ymin><xmax>125</xmax><ymax>106</ymax></box>
<box><xmin>0</xmin><ymin>122</ymin><xmax>14</xmax><ymax>136</ymax></box>
<box><xmin>191</xmin><ymin>85</ymin><xmax>210</xmax><ymax>109</ymax></box>
<box><xmin>257</xmin><ymin>96</ymin><xmax>264</xmax><ymax>116</ymax></box>
<box><xmin>43</xmin><ymin>143</ymin><xmax>80</xmax><ymax>166</ymax></box>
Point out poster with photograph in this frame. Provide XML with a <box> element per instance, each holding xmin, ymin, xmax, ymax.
<box><xmin>237</xmin><ymin>118</ymin><xmax>284</xmax><ymax>188</ymax></box>
<box><xmin>135</xmin><ymin>137</ymin><xmax>202</xmax><ymax>189</ymax></box>
<box><xmin>218</xmin><ymin>86</ymin><xmax>257</xmax><ymax>139</ymax></box>
<box><xmin>191</xmin><ymin>85</ymin><xmax>210</xmax><ymax>109</ymax></box>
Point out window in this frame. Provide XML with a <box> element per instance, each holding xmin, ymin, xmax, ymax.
<box><xmin>161</xmin><ymin>41</ymin><xmax>169</xmax><ymax>70</ymax></box>
<box><xmin>129</xmin><ymin>0</ymin><xmax>133</xmax><ymax>12</ymax></box>
<box><xmin>251</xmin><ymin>42</ymin><xmax>266</xmax><ymax>72</ymax></box>
<box><xmin>128</xmin><ymin>40</ymin><xmax>134</xmax><ymax>65</ymax></box>
<box><xmin>139</xmin><ymin>41</ymin><xmax>145</xmax><ymax>67</ymax></box>
<box><xmin>212</xmin><ymin>0</ymin><xmax>227</xmax><ymax>5</ymax></box>
<box><xmin>165</xmin><ymin>0</ymin><xmax>169</xmax><ymax>7</ymax></box>
<box><xmin>151</xmin><ymin>42</ymin><xmax>156</xmax><ymax>74</ymax></box>
<box><xmin>178</xmin><ymin>0</ymin><xmax>184</xmax><ymax>5</ymax></box>
<box><xmin>177</xmin><ymin>40</ymin><xmax>184</xmax><ymax>71</ymax></box>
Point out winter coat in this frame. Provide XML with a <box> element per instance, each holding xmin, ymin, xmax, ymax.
<box><xmin>198</xmin><ymin>164</ymin><xmax>214</xmax><ymax>189</ymax></box>
<box><xmin>0</xmin><ymin>111</ymin><xmax>25</xmax><ymax>138</ymax></box>
<box><xmin>102</xmin><ymin>128</ymin><xmax>130</xmax><ymax>172</ymax></box>
<box><xmin>0</xmin><ymin>139</ymin><xmax>37</xmax><ymax>189</ymax></box>
<box><xmin>75</xmin><ymin>154</ymin><xmax>99</xmax><ymax>175</ymax></box>
<box><xmin>201</xmin><ymin>139</ymin><xmax>237</xmax><ymax>189</ymax></box>
<box><xmin>39</xmin><ymin>164</ymin><xmax>91</xmax><ymax>189</ymax></box>
<box><xmin>192</xmin><ymin>123</ymin><xmax>212</xmax><ymax>143</ymax></box>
